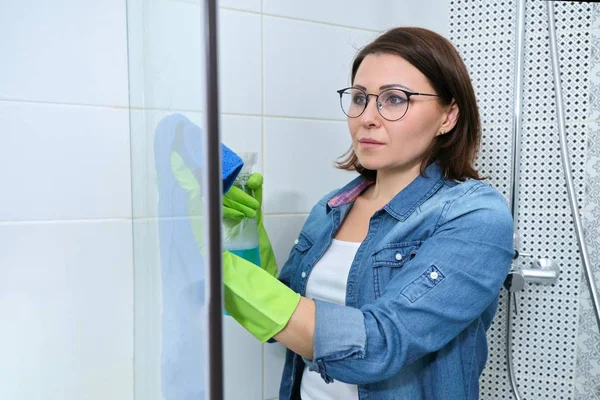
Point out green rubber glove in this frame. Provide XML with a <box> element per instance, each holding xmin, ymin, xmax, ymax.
<box><xmin>222</xmin><ymin>185</ymin><xmax>259</xmax><ymax>220</ymax></box>
<box><xmin>223</xmin><ymin>250</ymin><xmax>300</xmax><ymax>342</ymax></box>
<box><xmin>222</xmin><ymin>173</ymin><xmax>278</xmax><ymax>278</ymax></box>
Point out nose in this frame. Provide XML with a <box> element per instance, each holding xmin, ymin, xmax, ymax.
<box><xmin>360</xmin><ymin>96</ymin><xmax>382</xmax><ymax>126</ymax></box>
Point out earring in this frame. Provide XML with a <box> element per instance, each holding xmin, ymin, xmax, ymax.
<box><xmin>438</xmin><ymin>129</ymin><xmax>445</xmax><ymax>136</ymax></box>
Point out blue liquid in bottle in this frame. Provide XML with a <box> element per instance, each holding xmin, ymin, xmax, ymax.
<box><xmin>230</xmin><ymin>246</ymin><xmax>260</xmax><ymax>267</ymax></box>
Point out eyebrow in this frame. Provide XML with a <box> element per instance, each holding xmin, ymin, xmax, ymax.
<box><xmin>354</xmin><ymin>83</ymin><xmax>415</xmax><ymax>92</ymax></box>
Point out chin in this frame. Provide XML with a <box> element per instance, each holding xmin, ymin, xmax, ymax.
<box><xmin>356</xmin><ymin>157</ymin><xmax>384</xmax><ymax>171</ymax></box>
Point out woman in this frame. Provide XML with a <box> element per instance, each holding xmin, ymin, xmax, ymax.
<box><xmin>222</xmin><ymin>27</ymin><xmax>513</xmax><ymax>400</ymax></box>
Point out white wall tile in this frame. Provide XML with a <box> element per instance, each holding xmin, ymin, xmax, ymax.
<box><xmin>0</xmin><ymin>220</ymin><xmax>133</xmax><ymax>400</ymax></box>
<box><xmin>387</xmin><ymin>0</ymin><xmax>450</xmax><ymax>37</ymax></box>
<box><xmin>218</xmin><ymin>9</ymin><xmax>262</xmax><ymax>115</ymax></box>
<box><xmin>264</xmin><ymin>0</ymin><xmax>450</xmax><ymax>38</ymax></box>
<box><xmin>0</xmin><ymin>101</ymin><xmax>131</xmax><ymax>221</ymax></box>
<box><xmin>263</xmin><ymin>214</ymin><xmax>308</xmax><ymax>270</ymax></box>
<box><xmin>221</xmin><ymin>115</ymin><xmax>263</xmax><ymax>173</ymax></box>
<box><xmin>263</xmin><ymin>341</ymin><xmax>287</xmax><ymax>399</ymax></box>
<box><xmin>223</xmin><ymin>316</ymin><xmax>263</xmax><ymax>400</ymax></box>
<box><xmin>152</xmin><ymin>0</ymin><xmax>262</xmax><ymax>13</ymax></box>
<box><xmin>131</xmin><ymin>219</ymin><xmax>162</xmax><ymax>400</ymax></box>
<box><xmin>263</xmin><ymin>118</ymin><xmax>357</xmax><ymax>214</ymax></box>
<box><xmin>263</xmin><ymin>17</ymin><xmax>377</xmax><ymax>119</ymax></box>
<box><xmin>263</xmin><ymin>0</ymin><xmax>386</xmax><ymax>30</ymax></box>
<box><xmin>0</xmin><ymin>1</ymin><xmax>128</xmax><ymax>107</ymax></box>
<box><xmin>129</xmin><ymin>109</ymin><xmax>160</xmax><ymax>220</ymax></box>
<box><xmin>219</xmin><ymin>0</ymin><xmax>261</xmax><ymax>14</ymax></box>
<box><xmin>127</xmin><ymin>0</ymin><xmax>206</xmax><ymax>111</ymax></box>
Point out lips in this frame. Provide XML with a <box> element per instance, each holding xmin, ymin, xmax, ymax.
<box><xmin>358</xmin><ymin>138</ymin><xmax>384</xmax><ymax>145</ymax></box>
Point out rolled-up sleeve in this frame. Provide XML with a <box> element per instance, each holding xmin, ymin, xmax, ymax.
<box><xmin>304</xmin><ymin>185</ymin><xmax>514</xmax><ymax>385</ymax></box>
<box><xmin>303</xmin><ymin>301</ymin><xmax>367</xmax><ymax>382</ymax></box>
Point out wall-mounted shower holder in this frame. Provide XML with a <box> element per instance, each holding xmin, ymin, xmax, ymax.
<box><xmin>503</xmin><ymin>254</ymin><xmax>561</xmax><ymax>293</ymax></box>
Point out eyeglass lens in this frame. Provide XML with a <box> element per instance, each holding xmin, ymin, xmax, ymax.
<box><xmin>339</xmin><ymin>88</ymin><xmax>409</xmax><ymax>121</ymax></box>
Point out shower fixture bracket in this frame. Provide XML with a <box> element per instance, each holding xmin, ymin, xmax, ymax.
<box><xmin>504</xmin><ymin>257</ymin><xmax>561</xmax><ymax>293</ymax></box>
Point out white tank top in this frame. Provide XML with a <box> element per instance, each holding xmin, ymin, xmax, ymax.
<box><xmin>300</xmin><ymin>239</ymin><xmax>361</xmax><ymax>400</ymax></box>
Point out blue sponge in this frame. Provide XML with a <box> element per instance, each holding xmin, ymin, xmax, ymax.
<box><xmin>221</xmin><ymin>142</ymin><xmax>243</xmax><ymax>193</ymax></box>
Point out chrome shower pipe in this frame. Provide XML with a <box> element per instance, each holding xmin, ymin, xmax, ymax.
<box><xmin>509</xmin><ymin>1</ymin><xmax>526</xmax><ymax>225</ymax></box>
<box><xmin>506</xmin><ymin>0</ymin><xmax>526</xmax><ymax>397</ymax></box>
<box><xmin>547</xmin><ymin>1</ymin><xmax>600</xmax><ymax>335</ymax></box>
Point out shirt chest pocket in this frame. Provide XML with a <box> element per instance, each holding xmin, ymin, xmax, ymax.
<box><xmin>371</xmin><ymin>241</ymin><xmax>422</xmax><ymax>298</ymax></box>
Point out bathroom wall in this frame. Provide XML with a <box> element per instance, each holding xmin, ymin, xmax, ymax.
<box><xmin>449</xmin><ymin>1</ymin><xmax>600</xmax><ymax>399</ymax></box>
<box><xmin>0</xmin><ymin>1</ymin><xmax>133</xmax><ymax>400</ymax></box>
<box><xmin>0</xmin><ymin>1</ymin><xmax>449</xmax><ymax>400</ymax></box>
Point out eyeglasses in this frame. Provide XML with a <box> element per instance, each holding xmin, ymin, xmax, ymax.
<box><xmin>336</xmin><ymin>87</ymin><xmax>441</xmax><ymax>121</ymax></box>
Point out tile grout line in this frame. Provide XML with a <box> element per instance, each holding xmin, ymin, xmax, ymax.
<box><xmin>0</xmin><ymin>218</ymin><xmax>132</xmax><ymax>225</ymax></box>
<box><xmin>0</xmin><ymin>97</ymin><xmax>355</xmax><ymax>123</ymax></box>
<box><xmin>219</xmin><ymin>6</ymin><xmax>382</xmax><ymax>34</ymax></box>
<box><xmin>2</xmin><ymin>97</ymin><xmax>596</xmax><ymax>126</ymax></box>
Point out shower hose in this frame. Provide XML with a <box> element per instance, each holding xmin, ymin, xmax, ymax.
<box><xmin>505</xmin><ymin>1</ymin><xmax>600</xmax><ymax>399</ymax></box>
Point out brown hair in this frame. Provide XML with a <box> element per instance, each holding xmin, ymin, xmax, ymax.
<box><xmin>335</xmin><ymin>27</ymin><xmax>483</xmax><ymax>181</ymax></box>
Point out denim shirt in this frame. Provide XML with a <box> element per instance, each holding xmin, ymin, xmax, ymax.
<box><xmin>276</xmin><ymin>162</ymin><xmax>514</xmax><ymax>400</ymax></box>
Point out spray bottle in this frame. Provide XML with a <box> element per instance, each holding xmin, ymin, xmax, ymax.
<box><xmin>223</xmin><ymin>152</ymin><xmax>260</xmax><ymax>267</ymax></box>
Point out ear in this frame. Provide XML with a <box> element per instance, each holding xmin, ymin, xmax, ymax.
<box><xmin>437</xmin><ymin>100</ymin><xmax>459</xmax><ymax>136</ymax></box>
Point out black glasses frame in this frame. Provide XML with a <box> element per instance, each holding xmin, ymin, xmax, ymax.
<box><xmin>336</xmin><ymin>86</ymin><xmax>441</xmax><ymax>121</ymax></box>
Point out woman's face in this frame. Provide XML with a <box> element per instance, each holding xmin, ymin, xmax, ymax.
<box><xmin>348</xmin><ymin>53</ymin><xmax>457</xmax><ymax>173</ymax></box>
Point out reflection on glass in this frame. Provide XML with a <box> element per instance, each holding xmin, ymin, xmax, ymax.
<box><xmin>126</xmin><ymin>0</ymin><xmax>209</xmax><ymax>398</ymax></box>
<box><xmin>154</xmin><ymin>114</ymin><xmax>206</xmax><ymax>400</ymax></box>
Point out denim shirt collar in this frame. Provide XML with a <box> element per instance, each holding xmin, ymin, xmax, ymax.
<box><xmin>326</xmin><ymin>162</ymin><xmax>446</xmax><ymax>221</ymax></box>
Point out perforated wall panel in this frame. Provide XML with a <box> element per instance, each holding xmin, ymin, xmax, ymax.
<box><xmin>449</xmin><ymin>1</ymin><xmax>597</xmax><ymax>399</ymax></box>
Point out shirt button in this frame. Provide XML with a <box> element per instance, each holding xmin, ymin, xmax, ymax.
<box><xmin>395</xmin><ymin>253</ymin><xmax>403</xmax><ymax>261</ymax></box>
<box><xmin>294</xmin><ymin>239</ymin><xmax>299</xmax><ymax>245</ymax></box>
<box><xmin>430</xmin><ymin>271</ymin><xmax>439</xmax><ymax>280</ymax></box>
<box><xmin>301</xmin><ymin>271</ymin><xmax>307</xmax><ymax>278</ymax></box>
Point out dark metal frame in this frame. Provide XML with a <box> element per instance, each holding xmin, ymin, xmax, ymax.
<box><xmin>204</xmin><ymin>1</ymin><xmax>224</xmax><ymax>399</ymax></box>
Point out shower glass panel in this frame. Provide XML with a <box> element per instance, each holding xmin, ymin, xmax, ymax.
<box><xmin>125</xmin><ymin>1</ymin><xmax>211</xmax><ymax>399</ymax></box>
